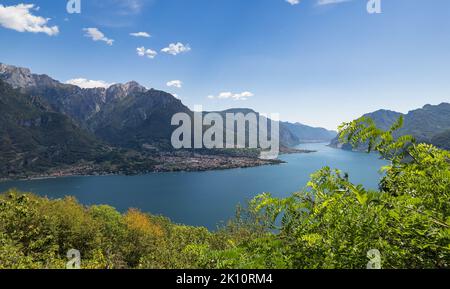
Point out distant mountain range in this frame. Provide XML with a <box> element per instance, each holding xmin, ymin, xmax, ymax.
<box><xmin>0</xmin><ymin>62</ymin><xmax>336</xmax><ymax>178</ymax></box>
<box><xmin>280</xmin><ymin>121</ymin><xmax>337</xmax><ymax>145</ymax></box>
<box><xmin>330</xmin><ymin>103</ymin><xmax>450</xmax><ymax>150</ymax></box>
<box><xmin>208</xmin><ymin>108</ymin><xmax>337</xmax><ymax>148</ymax></box>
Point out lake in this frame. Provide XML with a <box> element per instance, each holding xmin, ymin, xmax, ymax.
<box><xmin>0</xmin><ymin>144</ymin><xmax>387</xmax><ymax>230</ymax></box>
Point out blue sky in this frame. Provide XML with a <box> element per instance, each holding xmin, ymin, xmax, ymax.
<box><xmin>0</xmin><ymin>0</ymin><xmax>449</xmax><ymax>130</ymax></box>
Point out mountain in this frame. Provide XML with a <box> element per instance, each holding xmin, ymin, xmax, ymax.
<box><xmin>398</xmin><ymin>103</ymin><xmax>450</xmax><ymax>143</ymax></box>
<box><xmin>211</xmin><ymin>108</ymin><xmax>337</xmax><ymax>147</ymax></box>
<box><xmin>0</xmin><ymin>63</ymin><xmax>190</xmax><ymax>150</ymax></box>
<box><xmin>330</xmin><ymin>104</ymin><xmax>450</xmax><ymax>150</ymax></box>
<box><xmin>1</xmin><ymin>63</ymin><xmax>335</xmax><ymax>151</ymax></box>
<box><xmin>0</xmin><ymin>63</ymin><xmax>147</xmax><ymax>124</ymax></box>
<box><xmin>0</xmin><ymin>79</ymin><xmax>108</xmax><ymax>176</ymax></box>
<box><xmin>329</xmin><ymin>109</ymin><xmax>403</xmax><ymax>149</ymax></box>
<box><xmin>280</xmin><ymin>122</ymin><xmax>337</xmax><ymax>144</ymax></box>
<box><xmin>88</xmin><ymin>89</ymin><xmax>191</xmax><ymax>150</ymax></box>
<box><xmin>431</xmin><ymin>130</ymin><xmax>450</xmax><ymax>150</ymax></box>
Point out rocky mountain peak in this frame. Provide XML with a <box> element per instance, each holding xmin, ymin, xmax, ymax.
<box><xmin>0</xmin><ymin>63</ymin><xmax>37</xmax><ymax>88</ymax></box>
<box><xmin>106</xmin><ymin>81</ymin><xmax>148</xmax><ymax>101</ymax></box>
<box><xmin>0</xmin><ymin>63</ymin><xmax>62</xmax><ymax>90</ymax></box>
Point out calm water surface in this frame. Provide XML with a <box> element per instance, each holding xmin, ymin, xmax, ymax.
<box><xmin>0</xmin><ymin>144</ymin><xmax>387</xmax><ymax>229</ymax></box>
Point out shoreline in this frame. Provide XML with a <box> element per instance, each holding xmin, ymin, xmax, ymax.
<box><xmin>0</xmin><ymin>161</ymin><xmax>282</xmax><ymax>183</ymax></box>
<box><xmin>0</xmin><ymin>149</ymin><xmax>316</xmax><ymax>183</ymax></box>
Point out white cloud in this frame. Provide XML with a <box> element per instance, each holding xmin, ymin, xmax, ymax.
<box><xmin>208</xmin><ymin>91</ymin><xmax>254</xmax><ymax>101</ymax></box>
<box><xmin>166</xmin><ymin>80</ymin><xmax>182</xmax><ymax>88</ymax></box>
<box><xmin>83</xmin><ymin>28</ymin><xmax>114</xmax><ymax>45</ymax></box>
<box><xmin>171</xmin><ymin>93</ymin><xmax>180</xmax><ymax>99</ymax></box>
<box><xmin>66</xmin><ymin>78</ymin><xmax>113</xmax><ymax>89</ymax></box>
<box><xmin>161</xmin><ymin>42</ymin><xmax>191</xmax><ymax>56</ymax></box>
<box><xmin>286</xmin><ymin>0</ymin><xmax>300</xmax><ymax>5</ymax></box>
<box><xmin>137</xmin><ymin>46</ymin><xmax>157</xmax><ymax>59</ymax></box>
<box><xmin>130</xmin><ymin>31</ymin><xmax>151</xmax><ymax>38</ymax></box>
<box><xmin>317</xmin><ymin>0</ymin><xmax>351</xmax><ymax>5</ymax></box>
<box><xmin>0</xmin><ymin>4</ymin><xmax>59</xmax><ymax>36</ymax></box>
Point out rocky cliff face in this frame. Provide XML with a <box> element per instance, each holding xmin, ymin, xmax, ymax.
<box><xmin>0</xmin><ymin>63</ymin><xmax>42</xmax><ymax>88</ymax></box>
<box><xmin>106</xmin><ymin>81</ymin><xmax>147</xmax><ymax>102</ymax></box>
<box><xmin>0</xmin><ymin>63</ymin><xmax>149</xmax><ymax>124</ymax></box>
<box><xmin>89</xmin><ymin>89</ymin><xmax>191</xmax><ymax>149</ymax></box>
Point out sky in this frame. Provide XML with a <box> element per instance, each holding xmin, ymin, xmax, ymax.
<box><xmin>0</xmin><ymin>0</ymin><xmax>449</xmax><ymax>130</ymax></box>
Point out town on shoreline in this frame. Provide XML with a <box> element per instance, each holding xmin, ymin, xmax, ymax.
<box><xmin>0</xmin><ymin>148</ymin><xmax>316</xmax><ymax>182</ymax></box>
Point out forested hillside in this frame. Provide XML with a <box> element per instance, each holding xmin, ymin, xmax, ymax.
<box><xmin>0</xmin><ymin>79</ymin><xmax>108</xmax><ymax>176</ymax></box>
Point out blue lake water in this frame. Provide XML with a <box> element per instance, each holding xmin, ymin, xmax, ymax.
<box><xmin>0</xmin><ymin>144</ymin><xmax>387</xmax><ymax>230</ymax></box>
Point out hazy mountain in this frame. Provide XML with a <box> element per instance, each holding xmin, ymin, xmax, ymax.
<box><xmin>330</xmin><ymin>104</ymin><xmax>450</xmax><ymax>150</ymax></box>
<box><xmin>280</xmin><ymin>122</ymin><xmax>337</xmax><ymax>144</ymax></box>
<box><xmin>211</xmin><ymin>108</ymin><xmax>336</xmax><ymax>147</ymax></box>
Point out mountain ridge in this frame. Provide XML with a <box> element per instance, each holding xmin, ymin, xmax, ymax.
<box><xmin>0</xmin><ymin>62</ymin><xmax>336</xmax><ymax>148</ymax></box>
